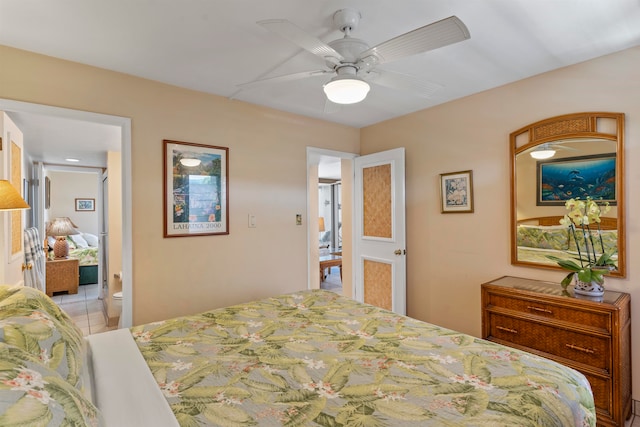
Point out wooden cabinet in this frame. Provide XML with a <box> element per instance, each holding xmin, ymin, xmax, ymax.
<box><xmin>481</xmin><ymin>276</ymin><xmax>631</xmax><ymax>427</ymax></box>
<box><xmin>45</xmin><ymin>258</ymin><xmax>79</xmax><ymax>297</ymax></box>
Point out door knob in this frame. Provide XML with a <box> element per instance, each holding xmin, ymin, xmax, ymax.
<box><xmin>394</xmin><ymin>249</ymin><xmax>406</xmax><ymax>255</ymax></box>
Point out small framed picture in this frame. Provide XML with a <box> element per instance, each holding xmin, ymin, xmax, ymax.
<box><xmin>440</xmin><ymin>170</ymin><xmax>474</xmax><ymax>213</ymax></box>
<box><xmin>75</xmin><ymin>198</ymin><xmax>95</xmax><ymax>211</ymax></box>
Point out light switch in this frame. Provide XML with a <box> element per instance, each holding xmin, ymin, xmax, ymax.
<box><xmin>248</xmin><ymin>214</ymin><xmax>256</xmax><ymax>228</ymax></box>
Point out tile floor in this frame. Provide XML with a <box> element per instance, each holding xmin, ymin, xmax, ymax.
<box><xmin>50</xmin><ymin>283</ymin><xmax>117</xmax><ymax>336</ymax></box>
<box><xmin>629</xmin><ymin>413</ymin><xmax>639</xmax><ymax>426</ymax></box>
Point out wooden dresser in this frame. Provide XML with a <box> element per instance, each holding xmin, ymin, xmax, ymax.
<box><xmin>481</xmin><ymin>276</ymin><xmax>631</xmax><ymax>427</ymax></box>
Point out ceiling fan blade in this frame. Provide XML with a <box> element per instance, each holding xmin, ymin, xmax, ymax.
<box><xmin>237</xmin><ymin>70</ymin><xmax>331</xmax><ymax>90</ymax></box>
<box><xmin>360</xmin><ymin>16</ymin><xmax>470</xmax><ymax>65</ymax></box>
<box><xmin>258</xmin><ymin>19</ymin><xmax>344</xmax><ymax>66</ymax></box>
<box><xmin>365</xmin><ymin>70</ymin><xmax>443</xmax><ymax>98</ymax></box>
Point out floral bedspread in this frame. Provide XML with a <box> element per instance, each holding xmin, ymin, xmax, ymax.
<box><xmin>131</xmin><ymin>290</ymin><xmax>595</xmax><ymax>427</ymax></box>
<box><xmin>68</xmin><ymin>247</ymin><xmax>98</xmax><ymax>266</ymax></box>
<box><xmin>518</xmin><ymin>246</ymin><xmax>617</xmax><ymax>267</ymax></box>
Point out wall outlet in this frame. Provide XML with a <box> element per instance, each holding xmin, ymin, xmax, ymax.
<box><xmin>248</xmin><ymin>214</ymin><xmax>256</xmax><ymax>228</ymax></box>
<box><xmin>296</xmin><ymin>214</ymin><xmax>302</xmax><ymax>225</ymax></box>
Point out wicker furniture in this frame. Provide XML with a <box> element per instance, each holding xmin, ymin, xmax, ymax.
<box><xmin>481</xmin><ymin>276</ymin><xmax>631</xmax><ymax>427</ymax></box>
<box><xmin>45</xmin><ymin>258</ymin><xmax>79</xmax><ymax>297</ymax></box>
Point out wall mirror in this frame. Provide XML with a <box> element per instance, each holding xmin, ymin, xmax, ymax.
<box><xmin>510</xmin><ymin>112</ymin><xmax>625</xmax><ymax>277</ymax></box>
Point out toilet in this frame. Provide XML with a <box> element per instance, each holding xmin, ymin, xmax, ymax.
<box><xmin>112</xmin><ymin>291</ymin><xmax>123</xmax><ymax>328</ymax></box>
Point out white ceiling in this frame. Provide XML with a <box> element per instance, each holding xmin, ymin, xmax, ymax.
<box><xmin>1</xmin><ymin>0</ymin><xmax>639</xmax><ymax>167</ymax></box>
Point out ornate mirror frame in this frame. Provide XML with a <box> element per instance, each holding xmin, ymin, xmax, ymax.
<box><xmin>510</xmin><ymin>112</ymin><xmax>626</xmax><ymax>277</ymax></box>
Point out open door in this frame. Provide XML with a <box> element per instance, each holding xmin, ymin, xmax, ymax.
<box><xmin>0</xmin><ymin>112</ymin><xmax>27</xmax><ymax>286</ymax></box>
<box><xmin>354</xmin><ymin>148</ymin><xmax>406</xmax><ymax>314</ymax></box>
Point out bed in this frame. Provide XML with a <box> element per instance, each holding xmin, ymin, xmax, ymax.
<box><xmin>0</xmin><ymin>285</ymin><xmax>596</xmax><ymax>426</ymax></box>
<box><xmin>516</xmin><ymin>216</ymin><xmax>618</xmax><ymax>267</ymax></box>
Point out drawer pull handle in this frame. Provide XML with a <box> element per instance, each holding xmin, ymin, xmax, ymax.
<box><xmin>497</xmin><ymin>326</ymin><xmax>518</xmax><ymax>334</ymax></box>
<box><xmin>527</xmin><ymin>306</ymin><xmax>552</xmax><ymax>314</ymax></box>
<box><xmin>565</xmin><ymin>343</ymin><xmax>595</xmax><ymax>354</ymax></box>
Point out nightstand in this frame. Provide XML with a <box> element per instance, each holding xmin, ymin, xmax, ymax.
<box><xmin>46</xmin><ymin>258</ymin><xmax>79</xmax><ymax>297</ymax></box>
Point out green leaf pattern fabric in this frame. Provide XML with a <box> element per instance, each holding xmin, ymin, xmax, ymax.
<box><xmin>517</xmin><ymin>226</ymin><xmax>569</xmax><ymax>250</ymax></box>
<box><xmin>131</xmin><ymin>290</ymin><xmax>596</xmax><ymax>426</ymax></box>
<box><xmin>0</xmin><ymin>342</ymin><xmax>101</xmax><ymax>426</ymax></box>
<box><xmin>0</xmin><ymin>285</ymin><xmax>85</xmax><ymax>389</ymax></box>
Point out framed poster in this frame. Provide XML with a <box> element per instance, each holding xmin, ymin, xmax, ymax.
<box><xmin>537</xmin><ymin>153</ymin><xmax>616</xmax><ymax>206</ymax></box>
<box><xmin>75</xmin><ymin>198</ymin><xmax>95</xmax><ymax>211</ymax></box>
<box><xmin>163</xmin><ymin>140</ymin><xmax>229</xmax><ymax>237</ymax></box>
<box><xmin>440</xmin><ymin>170</ymin><xmax>474</xmax><ymax>213</ymax></box>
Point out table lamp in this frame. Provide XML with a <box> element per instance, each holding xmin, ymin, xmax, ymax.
<box><xmin>46</xmin><ymin>217</ymin><xmax>79</xmax><ymax>259</ymax></box>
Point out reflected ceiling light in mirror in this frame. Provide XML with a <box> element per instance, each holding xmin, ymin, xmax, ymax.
<box><xmin>530</xmin><ymin>147</ymin><xmax>556</xmax><ymax>159</ymax></box>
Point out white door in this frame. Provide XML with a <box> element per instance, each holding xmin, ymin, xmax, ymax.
<box><xmin>354</xmin><ymin>148</ymin><xmax>406</xmax><ymax>314</ymax></box>
<box><xmin>0</xmin><ymin>112</ymin><xmax>27</xmax><ymax>286</ymax></box>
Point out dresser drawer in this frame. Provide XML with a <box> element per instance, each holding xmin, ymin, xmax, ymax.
<box><xmin>487</xmin><ymin>313</ymin><xmax>611</xmax><ymax>371</ymax></box>
<box><xmin>581</xmin><ymin>372</ymin><xmax>612</xmax><ymax>418</ymax></box>
<box><xmin>486</xmin><ymin>293</ymin><xmax>611</xmax><ymax>333</ymax></box>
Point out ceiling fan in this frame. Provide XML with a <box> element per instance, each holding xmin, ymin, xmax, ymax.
<box><xmin>240</xmin><ymin>8</ymin><xmax>471</xmax><ymax>105</ymax></box>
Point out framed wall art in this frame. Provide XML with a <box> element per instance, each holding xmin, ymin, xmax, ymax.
<box><xmin>440</xmin><ymin>170</ymin><xmax>474</xmax><ymax>213</ymax></box>
<box><xmin>163</xmin><ymin>140</ymin><xmax>229</xmax><ymax>237</ymax></box>
<box><xmin>75</xmin><ymin>198</ymin><xmax>95</xmax><ymax>211</ymax></box>
<box><xmin>536</xmin><ymin>153</ymin><xmax>616</xmax><ymax>206</ymax></box>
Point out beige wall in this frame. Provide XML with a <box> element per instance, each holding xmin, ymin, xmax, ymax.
<box><xmin>0</xmin><ymin>45</ymin><xmax>360</xmax><ymax>324</ymax></box>
<box><xmin>46</xmin><ymin>169</ymin><xmax>100</xmax><ymax>234</ymax></box>
<box><xmin>360</xmin><ymin>45</ymin><xmax>640</xmax><ymax>399</ymax></box>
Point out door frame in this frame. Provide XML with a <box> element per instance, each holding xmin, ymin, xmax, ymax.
<box><xmin>0</xmin><ymin>99</ymin><xmax>133</xmax><ymax>327</ymax></box>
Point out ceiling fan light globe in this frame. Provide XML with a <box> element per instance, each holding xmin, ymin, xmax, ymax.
<box><xmin>530</xmin><ymin>149</ymin><xmax>556</xmax><ymax>160</ymax></box>
<box><xmin>323</xmin><ymin>78</ymin><xmax>370</xmax><ymax>104</ymax></box>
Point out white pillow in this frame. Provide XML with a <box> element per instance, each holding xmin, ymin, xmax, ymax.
<box><xmin>69</xmin><ymin>234</ymin><xmax>89</xmax><ymax>248</ymax></box>
<box><xmin>83</xmin><ymin>233</ymin><xmax>99</xmax><ymax>247</ymax></box>
<box><xmin>47</xmin><ymin>236</ymin><xmax>56</xmax><ymax>249</ymax></box>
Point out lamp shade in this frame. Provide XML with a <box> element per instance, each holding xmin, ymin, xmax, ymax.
<box><xmin>323</xmin><ymin>76</ymin><xmax>370</xmax><ymax>104</ymax></box>
<box><xmin>46</xmin><ymin>217</ymin><xmax>79</xmax><ymax>237</ymax></box>
<box><xmin>0</xmin><ymin>180</ymin><xmax>29</xmax><ymax>210</ymax></box>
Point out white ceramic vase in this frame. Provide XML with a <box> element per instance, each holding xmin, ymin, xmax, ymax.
<box><xmin>573</xmin><ymin>274</ymin><xmax>605</xmax><ymax>297</ymax></box>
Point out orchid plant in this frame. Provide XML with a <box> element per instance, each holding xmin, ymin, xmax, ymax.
<box><xmin>547</xmin><ymin>197</ymin><xmax>617</xmax><ymax>288</ymax></box>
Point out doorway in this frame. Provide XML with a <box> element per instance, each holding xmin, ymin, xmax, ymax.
<box><xmin>0</xmin><ymin>98</ymin><xmax>133</xmax><ymax>328</ymax></box>
<box><xmin>307</xmin><ymin>147</ymin><xmax>356</xmax><ymax>297</ymax></box>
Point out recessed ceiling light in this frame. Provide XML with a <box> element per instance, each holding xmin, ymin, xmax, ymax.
<box><xmin>65</xmin><ymin>158</ymin><xmax>80</xmax><ymax>162</ymax></box>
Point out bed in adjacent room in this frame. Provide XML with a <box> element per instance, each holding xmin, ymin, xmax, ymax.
<box><xmin>0</xmin><ymin>285</ymin><xmax>596</xmax><ymax>426</ymax></box>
